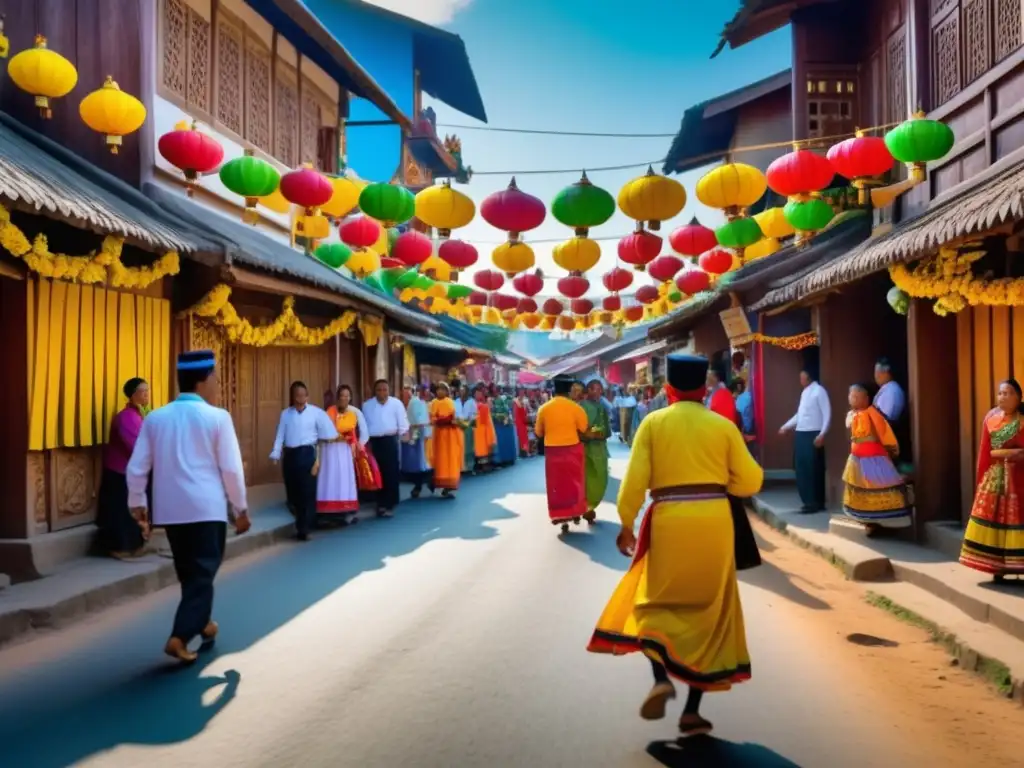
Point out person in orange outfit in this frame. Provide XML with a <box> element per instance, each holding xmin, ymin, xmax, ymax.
<box><xmin>535</xmin><ymin>375</ymin><xmax>589</xmax><ymax>533</ymax></box>
<box><xmin>473</xmin><ymin>384</ymin><xmax>497</xmax><ymax>471</ymax></box>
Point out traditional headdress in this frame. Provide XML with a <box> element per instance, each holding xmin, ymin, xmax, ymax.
<box><xmin>177</xmin><ymin>349</ymin><xmax>216</xmax><ymax>371</ymax></box>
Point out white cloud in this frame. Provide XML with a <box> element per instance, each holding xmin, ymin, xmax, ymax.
<box><xmin>361</xmin><ymin>0</ymin><xmax>473</xmax><ymax>25</ymax></box>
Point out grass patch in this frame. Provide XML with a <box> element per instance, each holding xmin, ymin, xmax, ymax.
<box><xmin>865</xmin><ymin>591</ymin><xmax>1015</xmax><ymax>697</ymax></box>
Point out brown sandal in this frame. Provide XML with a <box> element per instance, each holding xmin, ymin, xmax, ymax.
<box><xmin>164</xmin><ymin>637</ymin><xmax>198</xmax><ymax>664</ymax></box>
<box><xmin>678</xmin><ymin>714</ymin><xmax>713</xmax><ymax>738</ymax></box>
<box><xmin>640</xmin><ymin>682</ymin><xmax>676</xmax><ymax>720</ymax></box>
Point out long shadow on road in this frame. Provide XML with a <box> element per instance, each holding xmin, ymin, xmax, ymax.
<box><xmin>0</xmin><ymin>477</ymin><xmax>518</xmax><ymax>768</ymax></box>
<box><xmin>647</xmin><ymin>737</ymin><xmax>802</xmax><ymax>767</ymax></box>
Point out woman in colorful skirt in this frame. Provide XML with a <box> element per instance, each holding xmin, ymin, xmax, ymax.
<box><xmin>317</xmin><ymin>384</ymin><xmax>369</xmax><ymax>526</ymax></box>
<box><xmin>456</xmin><ymin>384</ymin><xmax>477</xmax><ymax>474</ymax></box>
<box><xmin>491</xmin><ymin>389</ymin><xmax>518</xmax><ymax>467</ymax></box>
<box><xmin>401</xmin><ymin>380</ymin><xmax>432</xmax><ymax>497</ymax></box>
<box><xmin>428</xmin><ymin>382</ymin><xmax>463</xmax><ymax>498</ymax></box>
<box><xmin>961</xmin><ymin>379</ymin><xmax>1024</xmax><ymax>581</ymax></box>
<box><xmin>473</xmin><ymin>385</ymin><xmax>498</xmax><ymax>471</ymax></box>
<box><xmin>841</xmin><ymin>384</ymin><xmax>911</xmax><ymax>534</ymax></box>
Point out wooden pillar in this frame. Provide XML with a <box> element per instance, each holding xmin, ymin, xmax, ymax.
<box><xmin>0</xmin><ymin>278</ymin><xmax>29</xmax><ymax>538</ymax></box>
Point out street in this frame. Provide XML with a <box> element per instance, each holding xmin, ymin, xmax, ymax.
<box><xmin>0</xmin><ymin>443</ymin><xmax>1021</xmax><ymax>768</ymax></box>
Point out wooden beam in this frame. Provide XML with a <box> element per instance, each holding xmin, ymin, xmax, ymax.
<box><xmin>0</xmin><ymin>256</ymin><xmax>26</xmax><ymax>280</ymax></box>
<box><xmin>226</xmin><ymin>265</ymin><xmax>383</xmax><ymax>316</ymax></box>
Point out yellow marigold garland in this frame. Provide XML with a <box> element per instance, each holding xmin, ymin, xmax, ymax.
<box><xmin>0</xmin><ymin>203</ymin><xmax>179</xmax><ymax>288</ymax></box>
<box><xmin>189</xmin><ymin>284</ymin><xmax>361</xmax><ymax>347</ymax></box>
<box><xmin>750</xmin><ymin>331</ymin><xmax>818</xmax><ymax>350</ymax></box>
<box><xmin>888</xmin><ymin>244</ymin><xmax>1024</xmax><ymax>315</ymax></box>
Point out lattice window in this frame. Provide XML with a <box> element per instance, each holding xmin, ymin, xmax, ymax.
<box><xmin>995</xmin><ymin>0</ymin><xmax>1022</xmax><ymax>62</ymax></box>
<box><xmin>162</xmin><ymin>0</ymin><xmax>188</xmax><ymax>99</ymax></box>
<box><xmin>244</xmin><ymin>41</ymin><xmax>272</xmax><ymax>153</ymax></box>
<box><xmin>886</xmin><ymin>32</ymin><xmax>907</xmax><ymax>123</ymax></box>
<box><xmin>931</xmin><ymin>0</ymin><xmax>958</xmax><ymax>17</ymax></box>
<box><xmin>933</xmin><ymin>13</ymin><xmax>962</xmax><ymax>105</ymax></box>
<box><xmin>275</xmin><ymin>72</ymin><xmax>299</xmax><ymax>167</ymax></box>
<box><xmin>317</xmin><ymin>127</ymin><xmax>339</xmax><ymax>175</ymax></box>
<box><xmin>187</xmin><ymin>11</ymin><xmax>211</xmax><ymax>112</ymax></box>
<box><xmin>160</xmin><ymin>0</ymin><xmax>212</xmax><ymax>114</ymax></box>
<box><xmin>300</xmin><ymin>82</ymin><xmax>321</xmax><ymax>167</ymax></box>
<box><xmin>216</xmin><ymin>19</ymin><xmax>244</xmax><ymax>136</ymax></box>
<box><xmin>963</xmin><ymin>0</ymin><xmax>992</xmax><ymax>84</ymax></box>
<box><xmin>805</xmin><ymin>77</ymin><xmax>856</xmax><ymax>138</ymax></box>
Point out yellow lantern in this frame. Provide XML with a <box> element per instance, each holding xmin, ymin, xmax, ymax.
<box><xmin>492</xmin><ymin>241</ymin><xmax>535</xmax><ymax>278</ymax></box>
<box><xmin>259</xmin><ymin>186</ymin><xmax>292</xmax><ymax>214</ymax></box>
<box><xmin>540</xmin><ymin>315</ymin><xmax>557</xmax><ymax>331</ymax></box>
<box><xmin>696</xmin><ymin>163</ymin><xmax>767</xmax><ymax>216</ymax></box>
<box><xmin>421</xmin><ymin>253</ymin><xmax>452</xmax><ymax>281</ymax></box>
<box><xmin>8</xmin><ymin>35</ymin><xmax>78</xmax><ymax>118</ymax></box>
<box><xmin>552</xmin><ymin>237</ymin><xmax>600</xmax><ymax>274</ymax></box>
<box><xmin>502</xmin><ymin>308</ymin><xmax>518</xmax><ymax>324</ymax></box>
<box><xmin>617</xmin><ymin>166</ymin><xmax>686</xmax><ymax>231</ymax></box>
<box><xmin>78</xmin><ymin>76</ymin><xmax>146</xmax><ymax>154</ymax></box>
<box><xmin>346</xmin><ymin>248</ymin><xmax>380</xmax><ymax>278</ymax></box>
<box><xmin>321</xmin><ymin>176</ymin><xmax>362</xmax><ymax>219</ymax></box>
<box><xmin>415</xmin><ymin>180</ymin><xmax>476</xmax><ymax>237</ymax></box>
<box><xmin>744</xmin><ymin>237</ymin><xmax>781</xmax><ymax>261</ymax></box>
<box><xmin>753</xmin><ymin>207</ymin><xmax>794</xmax><ymax>240</ymax></box>
<box><xmin>518</xmin><ymin>313</ymin><xmax>541</xmax><ymax>330</ymax></box>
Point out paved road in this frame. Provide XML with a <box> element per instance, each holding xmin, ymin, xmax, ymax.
<box><xmin>0</xmin><ymin>444</ymin><xmax>987</xmax><ymax>767</ymax></box>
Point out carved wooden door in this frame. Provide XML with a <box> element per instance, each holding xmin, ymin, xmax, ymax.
<box><xmin>233</xmin><ymin>345</ymin><xmax>257</xmax><ymax>485</ymax></box>
<box><xmin>254</xmin><ymin>346</ymin><xmax>285</xmax><ymax>485</ymax></box>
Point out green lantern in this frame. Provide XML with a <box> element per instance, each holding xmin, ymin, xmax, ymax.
<box><xmin>447</xmin><ymin>283</ymin><xmax>473</xmax><ymax>300</ymax></box>
<box><xmin>551</xmin><ymin>171</ymin><xmax>616</xmax><ymax>236</ymax></box>
<box><xmin>379</xmin><ymin>267</ymin><xmax>409</xmax><ymax>294</ymax></box>
<box><xmin>412</xmin><ymin>274</ymin><xmax>435</xmax><ymax>292</ymax></box>
<box><xmin>387</xmin><ymin>227</ymin><xmax>402</xmax><ymax>252</ymax></box>
<box><xmin>359</xmin><ymin>182</ymin><xmax>415</xmax><ymax>227</ymax></box>
<box><xmin>668</xmin><ymin>289</ymin><xmax>683</xmax><ymax>303</ymax></box>
<box><xmin>887</xmin><ymin>286</ymin><xmax>909</xmax><ymax>316</ymax></box>
<box><xmin>219</xmin><ymin>149</ymin><xmax>281</xmax><ymax>224</ymax></box>
<box><xmin>396</xmin><ymin>270</ymin><xmax>420</xmax><ymax>290</ymax></box>
<box><xmin>784</xmin><ymin>198</ymin><xmax>834</xmax><ymax>232</ymax></box>
<box><xmin>313</xmin><ymin>242</ymin><xmax>351</xmax><ymax>269</ymax></box>
<box><xmin>715</xmin><ymin>217</ymin><xmax>763</xmax><ymax>249</ymax></box>
<box><xmin>363</xmin><ymin>272</ymin><xmax>385</xmax><ymax>292</ymax></box>
<box><xmin>884</xmin><ymin>113</ymin><xmax>955</xmax><ymax>181</ymax></box>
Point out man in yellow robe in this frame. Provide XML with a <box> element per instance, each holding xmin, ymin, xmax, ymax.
<box><xmin>587</xmin><ymin>354</ymin><xmax>763</xmax><ymax>738</ymax></box>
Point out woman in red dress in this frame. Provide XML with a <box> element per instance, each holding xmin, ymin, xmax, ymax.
<box><xmin>513</xmin><ymin>389</ymin><xmax>530</xmax><ymax>457</ymax></box>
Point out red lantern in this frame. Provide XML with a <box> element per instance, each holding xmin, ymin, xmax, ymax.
<box><xmin>648</xmin><ymin>254</ymin><xmax>684</xmax><ymax>283</ymax></box>
<box><xmin>571</xmin><ymin>298</ymin><xmax>594</xmax><ymax>315</ymax></box>
<box><xmin>480</xmin><ymin>177</ymin><xmax>547</xmax><ymax>241</ymax></box>
<box><xmin>438</xmin><ymin>239</ymin><xmax>478</xmax><ymax>272</ymax></box>
<box><xmin>380</xmin><ymin>257</ymin><xmax>403</xmax><ymax>269</ymax></box>
<box><xmin>556</xmin><ymin>315</ymin><xmax>576</xmax><ymax>331</ymax></box>
<box><xmin>557</xmin><ymin>275</ymin><xmax>589</xmax><ymax>299</ymax></box>
<box><xmin>669</xmin><ymin>218</ymin><xmax>717</xmax><ymax>259</ymax></box>
<box><xmin>699</xmin><ymin>247</ymin><xmax>734</xmax><ymax>275</ymax></box>
<box><xmin>279</xmin><ymin>164</ymin><xmax>333</xmax><ymax>212</ymax></box>
<box><xmin>618</xmin><ymin>231</ymin><xmax>662</xmax><ymax>271</ymax></box>
<box><xmin>766</xmin><ymin>149</ymin><xmax>835</xmax><ymax>197</ymax></box>
<box><xmin>517</xmin><ymin>297</ymin><xmax>538</xmax><ymax>313</ymax></box>
<box><xmin>542</xmin><ymin>298</ymin><xmax>565</xmax><ymax>316</ymax></box>
<box><xmin>622</xmin><ymin>305</ymin><xmax>645</xmax><ymax>323</ymax></box>
<box><xmin>602</xmin><ymin>267</ymin><xmax>633</xmax><ymax>293</ymax></box>
<box><xmin>676</xmin><ymin>269</ymin><xmax>711</xmax><ymax>296</ymax></box>
<box><xmin>492</xmin><ymin>293</ymin><xmax>518</xmax><ymax>311</ymax></box>
<box><xmin>827</xmin><ymin>134</ymin><xmax>894</xmax><ymax>189</ymax></box>
<box><xmin>635</xmin><ymin>285</ymin><xmax>659</xmax><ymax>305</ymax></box>
<box><xmin>157</xmin><ymin>121</ymin><xmax>224</xmax><ymax>197</ymax></box>
<box><xmin>602</xmin><ymin>295</ymin><xmax>622</xmax><ymax>312</ymax></box>
<box><xmin>391</xmin><ymin>230</ymin><xmax>433</xmax><ymax>266</ymax></box>
<box><xmin>520</xmin><ymin>314</ymin><xmax>541</xmax><ymax>330</ymax></box>
<box><xmin>467</xmin><ymin>291</ymin><xmax>488</xmax><ymax>306</ymax></box>
<box><xmin>473</xmin><ymin>269</ymin><xmax>505</xmax><ymax>292</ymax></box>
<box><xmin>513</xmin><ymin>270</ymin><xmax>544</xmax><ymax>297</ymax></box>
<box><xmin>340</xmin><ymin>216</ymin><xmax>382</xmax><ymax>249</ymax></box>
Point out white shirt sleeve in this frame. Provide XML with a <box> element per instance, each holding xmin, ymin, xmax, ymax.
<box><xmin>270</xmin><ymin>409</ymin><xmax>287</xmax><ymax>461</ymax></box>
<box><xmin>782</xmin><ymin>410</ymin><xmax>798</xmax><ymax>431</ymax></box>
<box><xmin>217</xmin><ymin>410</ymin><xmax>249</xmax><ymax>512</ymax></box>
<box><xmin>816</xmin><ymin>385</ymin><xmax>832</xmax><ymax>438</ymax></box>
<box><xmin>126</xmin><ymin>419</ymin><xmax>154</xmax><ymax>510</ymax></box>
<box><xmin>396</xmin><ymin>399</ymin><xmax>410</xmax><ymax>434</ymax></box>
<box><xmin>316</xmin><ymin>407</ymin><xmax>339</xmax><ymax>442</ymax></box>
<box><xmin>354</xmin><ymin>407</ymin><xmax>370</xmax><ymax>446</ymax></box>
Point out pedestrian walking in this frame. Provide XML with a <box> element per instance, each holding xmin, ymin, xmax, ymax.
<box><xmin>401</xmin><ymin>379</ymin><xmax>432</xmax><ymax>497</ymax></box>
<box><xmin>126</xmin><ymin>350</ymin><xmax>250</xmax><ymax>664</ymax></box>
<box><xmin>587</xmin><ymin>354</ymin><xmax>763</xmax><ymax>738</ymax></box>
<box><xmin>270</xmin><ymin>381</ymin><xmax>338</xmax><ymax>540</ymax></box>
<box><xmin>778</xmin><ymin>364</ymin><xmax>831</xmax><ymax>513</ymax></box>
<box><xmin>535</xmin><ymin>376</ymin><xmax>589</xmax><ymax>533</ymax></box>
<box><xmin>317</xmin><ymin>384</ymin><xmax>369</xmax><ymax>526</ymax></box>
<box><xmin>428</xmin><ymin>381</ymin><xmax>463</xmax><ymax>497</ymax></box>
<box><xmin>362</xmin><ymin>378</ymin><xmax>410</xmax><ymax>517</ymax></box>
<box><xmin>580</xmin><ymin>379</ymin><xmax>610</xmax><ymax>523</ymax></box>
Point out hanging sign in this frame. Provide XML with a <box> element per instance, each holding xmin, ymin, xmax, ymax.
<box><xmin>719</xmin><ymin>306</ymin><xmax>754</xmax><ymax>345</ymax></box>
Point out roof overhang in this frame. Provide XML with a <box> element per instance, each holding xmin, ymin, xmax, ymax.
<box><xmin>711</xmin><ymin>0</ymin><xmax>836</xmax><ymax>58</ymax></box>
<box><xmin>406</xmin><ymin>135</ymin><xmax>459</xmax><ymax>176</ymax></box>
<box><xmin>613</xmin><ymin>339</ymin><xmax>669</xmax><ymax>363</ymax></box>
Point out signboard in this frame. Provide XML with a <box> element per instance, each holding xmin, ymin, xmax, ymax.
<box><xmin>719</xmin><ymin>306</ymin><xmax>755</xmax><ymax>345</ymax></box>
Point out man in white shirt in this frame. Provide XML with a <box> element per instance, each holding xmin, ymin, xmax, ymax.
<box><xmin>873</xmin><ymin>356</ymin><xmax>908</xmax><ymax>461</ymax></box>
<box><xmin>455</xmin><ymin>384</ymin><xmax>478</xmax><ymax>473</ymax></box>
<box><xmin>127</xmin><ymin>350</ymin><xmax>250</xmax><ymax>664</ymax></box>
<box><xmin>270</xmin><ymin>381</ymin><xmax>338</xmax><ymax>541</ymax></box>
<box><xmin>779</xmin><ymin>367</ymin><xmax>831</xmax><ymax>513</ymax></box>
<box><xmin>362</xmin><ymin>378</ymin><xmax>410</xmax><ymax>517</ymax></box>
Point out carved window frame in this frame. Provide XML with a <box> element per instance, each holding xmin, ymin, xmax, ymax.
<box><xmin>274</xmin><ymin>62</ymin><xmax>301</xmax><ymax>168</ymax></box>
<box><xmin>157</xmin><ymin>0</ymin><xmax>214</xmax><ymax>125</ymax></box>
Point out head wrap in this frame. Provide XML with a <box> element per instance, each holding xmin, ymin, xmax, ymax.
<box><xmin>177</xmin><ymin>349</ymin><xmax>216</xmax><ymax>372</ymax></box>
<box><xmin>123</xmin><ymin>377</ymin><xmax>146</xmax><ymax>399</ymax></box>
<box><xmin>664</xmin><ymin>354</ymin><xmax>709</xmax><ymax>404</ymax></box>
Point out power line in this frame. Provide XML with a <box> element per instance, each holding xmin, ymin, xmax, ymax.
<box><xmin>437</xmin><ymin>123</ymin><xmax>677</xmax><ymax>138</ymax></box>
<box><xmin>471</xmin><ymin>159</ymin><xmax>665</xmax><ymax>176</ymax></box>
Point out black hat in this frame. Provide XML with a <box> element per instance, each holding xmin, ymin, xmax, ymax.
<box><xmin>177</xmin><ymin>349</ymin><xmax>216</xmax><ymax>372</ymax></box>
<box><xmin>552</xmin><ymin>375</ymin><xmax>575</xmax><ymax>395</ymax></box>
<box><xmin>666</xmin><ymin>354</ymin><xmax>709</xmax><ymax>391</ymax></box>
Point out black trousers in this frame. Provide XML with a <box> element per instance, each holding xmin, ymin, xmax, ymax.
<box><xmin>283</xmin><ymin>445</ymin><xmax>317</xmax><ymax>535</ymax></box>
<box><xmin>371</xmin><ymin>435</ymin><xmax>400</xmax><ymax>510</ymax></box>
<box><xmin>794</xmin><ymin>430</ymin><xmax>826</xmax><ymax>511</ymax></box>
<box><xmin>651</xmin><ymin>659</ymin><xmax>703</xmax><ymax>714</ymax></box>
<box><xmin>165</xmin><ymin>521</ymin><xmax>227</xmax><ymax>643</ymax></box>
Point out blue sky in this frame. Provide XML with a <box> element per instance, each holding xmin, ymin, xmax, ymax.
<box><xmin>367</xmin><ymin>0</ymin><xmax>791</xmax><ymax>296</ymax></box>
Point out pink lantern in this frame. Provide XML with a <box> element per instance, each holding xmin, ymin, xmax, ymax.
<box><xmin>340</xmin><ymin>216</ymin><xmax>382</xmax><ymax>249</ymax></box>
<box><xmin>676</xmin><ymin>269</ymin><xmax>711</xmax><ymax>296</ymax></box>
<box><xmin>391</xmin><ymin>231</ymin><xmax>433</xmax><ymax>266</ymax></box>
<box><xmin>635</xmin><ymin>285</ymin><xmax>659</xmax><ymax>304</ymax></box>
<box><xmin>473</xmin><ymin>269</ymin><xmax>506</xmax><ymax>292</ymax></box>
<box><xmin>480</xmin><ymin>177</ymin><xmax>546</xmax><ymax>241</ymax></box>
<box><xmin>557</xmin><ymin>275</ymin><xmax>589</xmax><ymax>299</ymax></box>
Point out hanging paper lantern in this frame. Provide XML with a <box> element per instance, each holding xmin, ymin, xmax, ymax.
<box><xmin>513</xmin><ymin>270</ymin><xmax>544</xmax><ymax>297</ymax></box>
<box><xmin>473</xmin><ymin>269</ymin><xmax>506</xmax><ymax>292</ymax></box>
<box><xmin>699</xmin><ymin>247</ymin><xmax>734</xmax><ymax>275</ymax></box>
<box><xmin>415</xmin><ymin>180</ymin><xmax>476</xmax><ymax>237</ymax></box>
<box><xmin>827</xmin><ymin>132</ymin><xmax>894</xmax><ymax>203</ymax></box>
<box><xmin>468</xmin><ymin>291</ymin><xmax>489</xmax><ymax>306</ymax></box>
<box><xmin>78</xmin><ymin>76</ymin><xmax>146</xmax><ymax>154</ymax></box>
<box><xmin>321</xmin><ymin>175</ymin><xmax>363</xmax><ymax>219</ymax></box>
<box><xmin>492</xmin><ymin>241</ymin><xmax>535</xmax><ymax>277</ymax></box>
<box><xmin>784</xmin><ymin>198</ymin><xmax>834</xmax><ymax>233</ymax></box>
<box><xmin>421</xmin><ymin>253</ymin><xmax>452</xmax><ymax>281</ymax></box>
<box><xmin>622</xmin><ymin>306</ymin><xmax>645</xmax><ymax>323</ymax></box>
<box><xmin>551</xmin><ymin>171</ymin><xmax>616</xmax><ymax>236</ymax></box>
<box><xmin>556</xmin><ymin>315</ymin><xmax>577</xmax><ymax>332</ymax></box>
<box><xmin>744</xmin><ymin>237</ymin><xmax>781</xmax><ymax>261</ymax></box>
<box><xmin>602</xmin><ymin>267</ymin><xmax>634</xmax><ymax>293</ymax></box>
<box><xmin>391</xmin><ymin>230</ymin><xmax>433</xmax><ymax>266</ymax></box>
<box><xmin>617</xmin><ymin>231</ymin><xmax>662</xmax><ymax>272</ymax></box>
<box><xmin>492</xmin><ymin>293</ymin><xmax>519</xmax><ymax>312</ymax></box>
<box><xmin>480</xmin><ymin>177</ymin><xmax>546</xmax><ymax>241</ymax></box>
<box><xmin>447</xmin><ymin>283</ymin><xmax>473</xmax><ymax>300</ymax></box>
<box><xmin>363</xmin><ymin>273</ymin><xmax>385</xmax><ymax>293</ymax></box>
<box><xmin>380</xmin><ymin>257</ymin><xmax>404</xmax><ymax>269</ymax></box>
<box><xmin>715</xmin><ymin>217</ymin><xmax>763</xmax><ymax>250</ymax></box>
<box><xmin>258</xmin><ymin>186</ymin><xmax>292</xmax><ymax>214</ymax></box>
<box><xmin>557</xmin><ymin>275</ymin><xmax>589</xmax><ymax>299</ymax></box>
<box><xmin>635</xmin><ymin>285</ymin><xmax>660</xmax><ymax>305</ymax></box>
<box><xmin>753</xmin><ymin>207</ymin><xmax>795</xmax><ymax>240</ymax></box>
<box><xmin>158</xmin><ymin>120</ymin><xmax>224</xmax><ymax>197</ymax></box>
<box><xmin>519</xmin><ymin>313</ymin><xmax>542</xmax><ymax>330</ymax></box>
<box><xmin>669</xmin><ymin>218</ymin><xmax>717</xmax><ymax>259</ymax></box>
<box><xmin>571</xmin><ymin>298</ymin><xmax>594</xmax><ymax>315</ymax></box>
<box><xmin>676</xmin><ymin>269</ymin><xmax>711</xmax><ymax>296</ymax></box>
<box><xmin>542</xmin><ymin>298</ymin><xmax>565</xmax><ymax>316</ymax></box>
<box><xmin>517</xmin><ymin>297</ymin><xmax>539</xmax><ymax>314</ymax></box>
<box><xmin>884</xmin><ymin>112</ymin><xmax>955</xmax><ymax>182</ymax></box>
<box><xmin>617</xmin><ymin>166</ymin><xmax>687</xmax><ymax>231</ymax></box>
<box><xmin>8</xmin><ymin>35</ymin><xmax>77</xmax><ymax>118</ymax></box>
<box><xmin>379</xmin><ymin>267</ymin><xmax>409</xmax><ymax>294</ymax></box>
<box><xmin>347</xmin><ymin>248</ymin><xmax>381</xmax><ymax>278</ymax></box>
<box><xmin>280</xmin><ymin>164</ymin><xmax>333</xmax><ymax>213</ymax></box>
<box><xmin>359</xmin><ymin>182</ymin><xmax>415</xmax><ymax>227</ymax></box>
<box><xmin>553</xmin><ymin>237</ymin><xmax>601</xmax><ymax>274</ymax></box>
<box><xmin>438</xmin><ymin>239</ymin><xmax>478</xmax><ymax>274</ymax></box>
<box><xmin>648</xmin><ymin>255</ymin><xmax>684</xmax><ymax>284</ymax></box>
<box><xmin>696</xmin><ymin>163</ymin><xmax>767</xmax><ymax>215</ymax></box>
<box><xmin>314</xmin><ymin>242</ymin><xmax>352</xmax><ymax>269</ymax></box>
<box><xmin>887</xmin><ymin>285</ymin><xmax>910</xmax><ymax>315</ymax></box>
<box><xmin>765</xmin><ymin>149</ymin><xmax>835</xmax><ymax>197</ymax></box>
<box><xmin>602</xmin><ymin>295</ymin><xmax>622</xmax><ymax>312</ymax></box>
<box><xmin>219</xmin><ymin>149</ymin><xmax>281</xmax><ymax>224</ymax></box>
<box><xmin>340</xmin><ymin>216</ymin><xmax>382</xmax><ymax>249</ymax></box>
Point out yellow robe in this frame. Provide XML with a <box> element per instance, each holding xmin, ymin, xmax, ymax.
<box><xmin>587</xmin><ymin>401</ymin><xmax>763</xmax><ymax>691</ymax></box>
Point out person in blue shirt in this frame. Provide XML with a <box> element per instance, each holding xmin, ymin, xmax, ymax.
<box><xmin>731</xmin><ymin>379</ymin><xmax>755</xmax><ymax>445</ymax></box>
